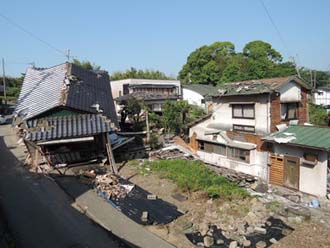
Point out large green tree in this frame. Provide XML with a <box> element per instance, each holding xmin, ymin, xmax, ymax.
<box><xmin>72</xmin><ymin>59</ymin><xmax>101</xmax><ymax>71</ymax></box>
<box><xmin>179</xmin><ymin>40</ymin><xmax>297</xmax><ymax>85</ymax></box>
<box><xmin>110</xmin><ymin>67</ymin><xmax>173</xmax><ymax>81</ymax></box>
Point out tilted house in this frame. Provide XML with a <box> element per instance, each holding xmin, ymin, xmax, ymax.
<box><xmin>189</xmin><ymin>76</ymin><xmax>313</xmax><ymax>186</ymax></box>
<box><xmin>15</xmin><ymin>62</ymin><xmax>119</xmax><ymax>167</ymax></box>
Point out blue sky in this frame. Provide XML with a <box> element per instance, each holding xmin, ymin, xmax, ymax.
<box><xmin>2</xmin><ymin>0</ymin><xmax>330</xmax><ymax>77</ymax></box>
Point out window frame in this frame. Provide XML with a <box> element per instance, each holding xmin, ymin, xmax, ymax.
<box><xmin>228</xmin><ymin>147</ymin><xmax>250</xmax><ymax>163</ymax></box>
<box><xmin>232</xmin><ymin>104</ymin><xmax>255</xmax><ymax>119</ymax></box>
<box><xmin>281</xmin><ymin>102</ymin><xmax>298</xmax><ymax>120</ymax></box>
<box><xmin>233</xmin><ymin>124</ymin><xmax>255</xmax><ymax>133</ymax></box>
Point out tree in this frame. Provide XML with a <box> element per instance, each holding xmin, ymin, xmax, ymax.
<box><xmin>179</xmin><ymin>40</ymin><xmax>298</xmax><ymax>86</ymax></box>
<box><xmin>162</xmin><ymin>100</ymin><xmax>205</xmax><ymax>135</ymax></box>
<box><xmin>299</xmin><ymin>68</ymin><xmax>330</xmax><ymax>87</ymax></box>
<box><xmin>110</xmin><ymin>67</ymin><xmax>173</xmax><ymax>81</ymax></box>
<box><xmin>309</xmin><ymin>102</ymin><xmax>330</xmax><ymax>126</ymax></box>
<box><xmin>72</xmin><ymin>59</ymin><xmax>101</xmax><ymax>71</ymax></box>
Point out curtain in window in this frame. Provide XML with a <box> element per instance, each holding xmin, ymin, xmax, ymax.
<box><xmin>243</xmin><ymin>105</ymin><xmax>254</xmax><ymax>118</ymax></box>
<box><xmin>233</xmin><ymin>105</ymin><xmax>242</xmax><ymax>117</ymax></box>
<box><xmin>287</xmin><ymin>104</ymin><xmax>297</xmax><ymax>119</ymax></box>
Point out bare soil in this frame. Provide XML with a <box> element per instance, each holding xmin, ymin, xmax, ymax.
<box><xmin>119</xmin><ymin>162</ymin><xmax>330</xmax><ymax>248</ymax></box>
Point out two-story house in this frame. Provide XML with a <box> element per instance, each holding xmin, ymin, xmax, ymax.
<box><xmin>110</xmin><ymin>79</ymin><xmax>181</xmax><ymax>114</ymax></box>
<box><xmin>189</xmin><ymin>76</ymin><xmax>311</xmax><ymax>182</ymax></box>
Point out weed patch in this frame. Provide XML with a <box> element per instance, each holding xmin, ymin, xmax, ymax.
<box><xmin>144</xmin><ymin>159</ymin><xmax>248</xmax><ymax>200</ymax></box>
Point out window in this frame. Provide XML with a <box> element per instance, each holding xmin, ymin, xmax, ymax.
<box><xmin>198</xmin><ymin>141</ymin><xmax>204</xmax><ymax>151</ymax></box>
<box><xmin>281</xmin><ymin>103</ymin><xmax>298</xmax><ymax>120</ymax></box>
<box><xmin>232</xmin><ymin>104</ymin><xmax>255</xmax><ymax>119</ymax></box>
<box><xmin>233</xmin><ymin>124</ymin><xmax>255</xmax><ymax>133</ymax></box>
<box><xmin>201</xmin><ymin>99</ymin><xmax>205</xmax><ymax>104</ymax></box>
<box><xmin>228</xmin><ymin>147</ymin><xmax>250</xmax><ymax>163</ymax></box>
<box><xmin>204</xmin><ymin>142</ymin><xmax>214</xmax><ymax>153</ymax></box>
<box><xmin>153</xmin><ymin>103</ymin><xmax>162</xmax><ymax>112</ymax></box>
<box><xmin>198</xmin><ymin>141</ymin><xmax>226</xmax><ymax>156</ymax></box>
<box><xmin>303</xmin><ymin>153</ymin><xmax>318</xmax><ymax>162</ymax></box>
<box><xmin>213</xmin><ymin>144</ymin><xmax>226</xmax><ymax>156</ymax></box>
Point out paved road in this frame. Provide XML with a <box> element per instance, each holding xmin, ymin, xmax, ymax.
<box><xmin>0</xmin><ymin>125</ymin><xmax>131</xmax><ymax>248</ymax></box>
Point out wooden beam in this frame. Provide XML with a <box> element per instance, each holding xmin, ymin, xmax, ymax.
<box><xmin>105</xmin><ymin>133</ymin><xmax>118</xmax><ymax>174</ymax></box>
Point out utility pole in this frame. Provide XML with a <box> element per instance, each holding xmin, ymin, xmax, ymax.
<box><xmin>2</xmin><ymin>58</ymin><xmax>7</xmax><ymax>105</ymax></box>
<box><xmin>314</xmin><ymin>70</ymin><xmax>317</xmax><ymax>88</ymax></box>
<box><xmin>66</xmin><ymin>49</ymin><xmax>71</xmax><ymax>62</ymax></box>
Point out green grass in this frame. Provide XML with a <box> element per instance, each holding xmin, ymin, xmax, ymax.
<box><xmin>143</xmin><ymin>159</ymin><xmax>248</xmax><ymax>200</ymax></box>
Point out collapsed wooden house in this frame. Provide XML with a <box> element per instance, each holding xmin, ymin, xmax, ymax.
<box><xmin>14</xmin><ymin>62</ymin><xmax>121</xmax><ymax>170</ymax></box>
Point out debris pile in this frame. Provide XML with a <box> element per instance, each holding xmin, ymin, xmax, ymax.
<box><xmin>206</xmin><ymin>164</ymin><xmax>257</xmax><ymax>187</ymax></box>
<box><xmin>94</xmin><ymin>174</ymin><xmax>134</xmax><ymax>199</ymax></box>
<box><xmin>186</xmin><ymin>217</ymin><xmax>293</xmax><ymax>248</ymax></box>
<box><xmin>149</xmin><ymin>146</ymin><xmax>194</xmax><ymax>160</ymax></box>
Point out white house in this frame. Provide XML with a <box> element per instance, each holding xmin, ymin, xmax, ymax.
<box><xmin>189</xmin><ymin>76</ymin><xmax>312</xmax><ymax>185</ymax></box>
<box><xmin>182</xmin><ymin>84</ymin><xmax>216</xmax><ymax>113</ymax></box>
<box><xmin>110</xmin><ymin>79</ymin><xmax>181</xmax><ymax>114</ymax></box>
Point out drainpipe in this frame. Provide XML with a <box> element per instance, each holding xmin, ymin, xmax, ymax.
<box><xmin>267</xmin><ymin>93</ymin><xmax>271</xmax><ymax>134</ymax></box>
<box><xmin>266</xmin><ymin>92</ymin><xmax>272</xmax><ymax>183</ymax></box>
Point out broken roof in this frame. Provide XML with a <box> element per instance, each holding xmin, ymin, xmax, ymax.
<box><xmin>25</xmin><ymin>114</ymin><xmax>113</xmax><ymax>142</ymax></box>
<box><xmin>263</xmin><ymin>125</ymin><xmax>330</xmax><ymax>151</ymax></box>
<box><xmin>15</xmin><ymin>63</ymin><xmax>118</xmax><ymax>127</ymax></box>
<box><xmin>216</xmin><ymin>76</ymin><xmax>311</xmax><ymax>97</ymax></box>
<box><xmin>183</xmin><ymin>84</ymin><xmax>217</xmax><ymax>97</ymax></box>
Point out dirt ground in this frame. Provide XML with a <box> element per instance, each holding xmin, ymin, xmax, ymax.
<box><xmin>271</xmin><ymin>222</ymin><xmax>330</xmax><ymax>248</ymax></box>
<box><xmin>119</xmin><ymin>162</ymin><xmax>330</xmax><ymax>248</ymax></box>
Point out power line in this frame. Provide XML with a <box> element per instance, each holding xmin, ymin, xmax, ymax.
<box><xmin>259</xmin><ymin>0</ymin><xmax>302</xmax><ymax>77</ymax></box>
<box><xmin>0</xmin><ymin>12</ymin><xmax>66</xmax><ymax>57</ymax></box>
<box><xmin>259</xmin><ymin>0</ymin><xmax>289</xmax><ymax>54</ymax></box>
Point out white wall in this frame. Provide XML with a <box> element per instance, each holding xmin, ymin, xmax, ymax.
<box><xmin>196</xmin><ymin>149</ymin><xmax>268</xmax><ymax>180</ymax></box>
<box><xmin>279</xmin><ymin>82</ymin><xmax>301</xmax><ymax>102</ymax></box>
<box><xmin>209</xmin><ymin>94</ymin><xmax>270</xmax><ymax>134</ymax></box>
<box><xmin>182</xmin><ymin>88</ymin><xmax>205</xmax><ymax>108</ymax></box>
<box><xmin>110</xmin><ymin>79</ymin><xmax>182</xmax><ymax>99</ymax></box>
<box><xmin>273</xmin><ymin>144</ymin><xmax>328</xmax><ymax>197</ymax></box>
<box><xmin>314</xmin><ymin>89</ymin><xmax>330</xmax><ymax>106</ymax></box>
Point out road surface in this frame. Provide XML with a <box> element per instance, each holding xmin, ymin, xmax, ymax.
<box><xmin>0</xmin><ymin>124</ymin><xmax>131</xmax><ymax>248</ymax></box>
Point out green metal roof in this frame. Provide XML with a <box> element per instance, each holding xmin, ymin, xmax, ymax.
<box><xmin>263</xmin><ymin>125</ymin><xmax>330</xmax><ymax>150</ymax></box>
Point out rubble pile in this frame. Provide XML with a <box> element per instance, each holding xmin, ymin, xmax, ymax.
<box><xmin>149</xmin><ymin>147</ymin><xmax>194</xmax><ymax>161</ymax></box>
<box><xmin>94</xmin><ymin>174</ymin><xmax>134</xmax><ymax>199</ymax></box>
<box><xmin>206</xmin><ymin>164</ymin><xmax>257</xmax><ymax>187</ymax></box>
<box><xmin>186</xmin><ymin>217</ymin><xmax>293</xmax><ymax>248</ymax></box>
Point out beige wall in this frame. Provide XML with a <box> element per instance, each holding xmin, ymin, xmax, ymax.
<box><xmin>210</xmin><ymin>94</ymin><xmax>270</xmax><ymax>134</ymax></box>
<box><xmin>273</xmin><ymin>144</ymin><xmax>328</xmax><ymax>197</ymax></box>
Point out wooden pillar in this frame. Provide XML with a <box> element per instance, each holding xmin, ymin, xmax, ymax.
<box><xmin>105</xmin><ymin>133</ymin><xmax>118</xmax><ymax>174</ymax></box>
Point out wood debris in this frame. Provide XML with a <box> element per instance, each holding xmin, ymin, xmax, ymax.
<box><xmin>94</xmin><ymin>173</ymin><xmax>134</xmax><ymax>199</ymax></box>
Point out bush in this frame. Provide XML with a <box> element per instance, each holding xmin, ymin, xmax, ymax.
<box><xmin>144</xmin><ymin>159</ymin><xmax>248</xmax><ymax>200</ymax></box>
<box><xmin>149</xmin><ymin>133</ymin><xmax>161</xmax><ymax>150</ymax></box>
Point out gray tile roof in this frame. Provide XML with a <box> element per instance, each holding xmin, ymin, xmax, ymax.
<box><xmin>15</xmin><ymin>63</ymin><xmax>66</xmax><ymax>120</ymax></box>
<box><xmin>217</xmin><ymin>76</ymin><xmax>311</xmax><ymax>97</ymax></box>
<box><xmin>15</xmin><ymin>63</ymin><xmax>118</xmax><ymax>127</ymax></box>
<box><xmin>183</xmin><ymin>84</ymin><xmax>217</xmax><ymax>96</ymax></box>
<box><xmin>25</xmin><ymin>114</ymin><xmax>113</xmax><ymax>142</ymax></box>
